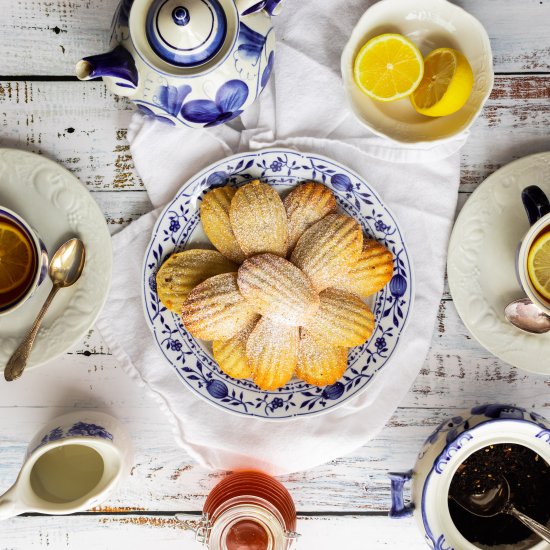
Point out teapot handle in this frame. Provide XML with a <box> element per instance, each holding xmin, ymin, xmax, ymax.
<box><xmin>237</xmin><ymin>0</ymin><xmax>284</xmax><ymax>16</ymax></box>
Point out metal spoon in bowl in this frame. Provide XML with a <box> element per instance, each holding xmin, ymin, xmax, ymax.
<box><xmin>451</xmin><ymin>476</ymin><xmax>550</xmax><ymax>543</ymax></box>
<box><xmin>504</xmin><ymin>298</ymin><xmax>550</xmax><ymax>334</ymax></box>
<box><xmin>4</xmin><ymin>238</ymin><xmax>86</xmax><ymax>382</ymax></box>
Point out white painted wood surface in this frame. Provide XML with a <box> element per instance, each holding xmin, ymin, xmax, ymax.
<box><xmin>0</xmin><ymin>0</ymin><xmax>549</xmax><ymax>548</ymax></box>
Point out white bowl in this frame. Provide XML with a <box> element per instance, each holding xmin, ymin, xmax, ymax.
<box><xmin>341</xmin><ymin>0</ymin><xmax>494</xmax><ymax>145</ymax></box>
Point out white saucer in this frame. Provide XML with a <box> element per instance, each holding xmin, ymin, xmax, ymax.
<box><xmin>448</xmin><ymin>152</ymin><xmax>550</xmax><ymax>375</ymax></box>
<box><xmin>0</xmin><ymin>149</ymin><xmax>112</xmax><ymax>372</ymax></box>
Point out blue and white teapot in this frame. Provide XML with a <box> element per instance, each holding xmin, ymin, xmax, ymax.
<box><xmin>76</xmin><ymin>0</ymin><xmax>282</xmax><ymax>127</ymax></box>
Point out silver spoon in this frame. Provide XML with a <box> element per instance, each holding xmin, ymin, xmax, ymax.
<box><xmin>504</xmin><ymin>298</ymin><xmax>550</xmax><ymax>334</ymax></box>
<box><xmin>451</xmin><ymin>476</ymin><xmax>550</xmax><ymax>543</ymax></box>
<box><xmin>4</xmin><ymin>238</ymin><xmax>86</xmax><ymax>382</ymax></box>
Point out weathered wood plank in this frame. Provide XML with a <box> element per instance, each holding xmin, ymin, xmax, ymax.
<box><xmin>1</xmin><ymin>76</ymin><xmax>549</xmax><ymax>200</ymax></box>
<box><xmin>93</xmin><ymin>190</ymin><xmax>151</xmax><ymax>234</ymax></box>
<box><xmin>0</xmin><ymin>81</ymin><xmax>141</xmax><ymax>191</ymax></box>
<box><xmin>460</xmin><ymin>75</ymin><xmax>550</xmax><ymax>193</ymax></box>
<box><xmin>0</xmin><ymin>0</ymin><xmax>548</xmax><ymax>76</ymax></box>
<box><xmin>0</xmin><ymin>321</ymin><xmax>547</xmax><ymax>514</ymax></box>
<box><xmin>0</xmin><ymin>513</ymin><xmax>427</xmax><ymax>549</ymax></box>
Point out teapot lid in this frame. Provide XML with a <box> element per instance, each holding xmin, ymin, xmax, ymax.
<box><xmin>146</xmin><ymin>0</ymin><xmax>228</xmax><ymax>67</ymax></box>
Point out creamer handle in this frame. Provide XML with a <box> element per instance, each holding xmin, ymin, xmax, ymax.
<box><xmin>0</xmin><ymin>488</ymin><xmax>20</xmax><ymax>521</ymax></box>
<box><xmin>388</xmin><ymin>471</ymin><xmax>415</xmax><ymax>518</ymax></box>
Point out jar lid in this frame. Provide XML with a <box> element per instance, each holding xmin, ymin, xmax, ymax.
<box><xmin>145</xmin><ymin>0</ymin><xmax>227</xmax><ymax>67</ymax></box>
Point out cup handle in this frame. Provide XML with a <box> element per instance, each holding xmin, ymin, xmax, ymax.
<box><xmin>388</xmin><ymin>471</ymin><xmax>414</xmax><ymax>518</ymax></box>
<box><xmin>521</xmin><ymin>185</ymin><xmax>550</xmax><ymax>226</ymax></box>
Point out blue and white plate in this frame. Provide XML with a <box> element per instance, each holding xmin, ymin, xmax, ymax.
<box><xmin>142</xmin><ymin>149</ymin><xmax>413</xmax><ymax>420</ymax></box>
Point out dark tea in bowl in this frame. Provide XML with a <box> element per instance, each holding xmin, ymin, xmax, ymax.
<box><xmin>0</xmin><ymin>207</ymin><xmax>48</xmax><ymax>315</ymax></box>
<box><xmin>449</xmin><ymin>443</ymin><xmax>550</xmax><ymax>547</ymax></box>
<box><xmin>389</xmin><ymin>405</ymin><xmax>550</xmax><ymax>550</ymax></box>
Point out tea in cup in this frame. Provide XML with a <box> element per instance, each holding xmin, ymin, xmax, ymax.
<box><xmin>517</xmin><ymin>185</ymin><xmax>550</xmax><ymax>315</ymax></box>
<box><xmin>0</xmin><ymin>206</ymin><xmax>48</xmax><ymax>316</ymax></box>
<box><xmin>0</xmin><ymin>411</ymin><xmax>132</xmax><ymax>520</ymax></box>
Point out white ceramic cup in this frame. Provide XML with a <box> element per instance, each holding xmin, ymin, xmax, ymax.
<box><xmin>0</xmin><ymin>411</ymin><xmax>133</xmax><ymax>520</ymax></box>
<box><xmin>0</xmin><ymin>206</ymin><xmax>48</xmax><ymax>316</ymax></box>
<box><xmin>517</xmin><ymin>185</ymin><xmax>550</xmax><ymax>316</ymax></box>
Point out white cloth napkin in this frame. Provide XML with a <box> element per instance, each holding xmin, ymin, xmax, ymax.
<box><xmin>97</xmin><ymin>0</ymin><xmax>465</xmax><ymax>475</ymax></box>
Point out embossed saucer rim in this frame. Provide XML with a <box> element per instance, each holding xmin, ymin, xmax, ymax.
<box><xmin>0</xmin><ymin>148</ymin><xmax>112</xmax><ymax>372</ymax></box>
<box><xmin>142</xmin><ymin>148</ymin><xmax>414</xmax><ymax>420</ymax></box>
<box><xmin>447</xmin><ymin>151</ymin><xmax>550</xmax><ymax>375</ymax></box>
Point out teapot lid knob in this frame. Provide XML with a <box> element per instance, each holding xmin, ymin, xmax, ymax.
<box><xmin>146</xmin><ymin>0</ymin><xmax>227</xmax><ymax>67</ymax></box>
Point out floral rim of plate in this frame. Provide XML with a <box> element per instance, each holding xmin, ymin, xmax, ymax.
<box><xmin>142</xmin><ymin>149</ymin><xmax>414</xmax><ymax>420</ymax></box>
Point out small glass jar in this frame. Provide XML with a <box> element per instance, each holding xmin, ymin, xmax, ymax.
<box><xmin>178</xmin><ymin>471</ymin><xmax>299</xmax><ymax>550</ymax></box>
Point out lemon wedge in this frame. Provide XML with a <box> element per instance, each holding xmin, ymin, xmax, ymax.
<box><xmin>528</xmin><ymin>232</ymin><xmax>550</xmax><ymax>302</ymax></box>
<box><xmin>411</xmin><ymin>48</ymin><xmax>474</xmax><ymax>117</ymax></box>
<box><xmin>353</xmin><ymin>33</ymin><xmax>424</xmax><ymax>102</ymax></box>
<box><xmin>0</xmin><ymin>221</ymin><xmax>33</xmax><ymax>294</ymax></box>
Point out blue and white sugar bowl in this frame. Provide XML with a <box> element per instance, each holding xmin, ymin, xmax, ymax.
<box><xmin>390</xmin><ymin>404</ymin><xmax>550</xmax><ymax>550</ymax></box>
<box><xmin>76</xmin><ymin>0</ymin><xmax>282</xmax><ymax>127</ymax></box>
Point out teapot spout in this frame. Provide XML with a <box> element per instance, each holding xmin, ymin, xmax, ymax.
<box><xmin>76</xmin><ymin>46</ymin><xmax>138</xmax><ymax>89</ymax></box>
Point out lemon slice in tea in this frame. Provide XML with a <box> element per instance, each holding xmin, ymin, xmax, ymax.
<box><xmin>528</xmin><ymin>232</ymin><xmax>550</xmax><ymax>302</ymax></box>
<box><xmin>0</xmin><ymin>221</ymin><xmax>33</xmax><ymax>294</ymax></box>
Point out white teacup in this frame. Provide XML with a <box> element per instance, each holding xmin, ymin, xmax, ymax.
<box><xmin>0</xmin><ymin>411</ymin><xmax>132</xmax><ymax>519</ymax></box>
<box><xmin>517</xmin><ymin>186</ymin><xmax>550</xmax><ymax>316</ymax></box>
<box><xmin>0</xmin><ymin>206</ymin><xmax>49</xmax><ymax>316</ymax></box>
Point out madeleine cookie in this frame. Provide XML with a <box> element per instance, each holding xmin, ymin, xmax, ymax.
<box><xmin>213</xmin><ymin>317</ymin><xmax>259</xmax><ymax>379</ymax></box>
<box><xmin>237</xmin><ymin>253</ymin><xmax>320</xmax><ymax>326</ymax></box>
<box><xmin>296</xmin><ymin>329</ymin><xmax>348</xmax><ymax>386</ymax></box>
<box><xmin>229</xmin><ymin>180</ymin><xmax>289</xmax><ymax>257</ymax></box>
<box><xmin>305</xmin><ymin>288</ymin><xmax>375</xmax><ymax>347</ymax></box>
<box><xmin>291</xmin><ymin>214</ymin><xmax>363</xmax><ymax>291</ymax></box>
<box><xmin>283</xmin><ymin>182</ymin><xmax>337</xmax><ymax>251</ymax></box>
<box><xmin>181</xmin><ymin>273</ymin><xmax>257</xmax><ymax>341</ymax></box>
<box><xmin>156</xmin><ymin>249</ymin><xmax>237</xmax><ymax>314</ymax></box>
<box><xmin>247</xmin><ymin>317</ymin><xmax>298</xmax><ymax>390</ymax></box>
<box><xmin>200</xmin><ymin>186</ymin><xmax>246</xmax><ymax>264</ymax></box>
<box><xmin>335</xmin><ymin>239</ymin><xmax>394</xmax><ymax>297</ymax></box>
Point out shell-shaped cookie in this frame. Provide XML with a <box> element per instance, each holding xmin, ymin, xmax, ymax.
<box><xmin>213</xmin><ymin>317</ymin><xmax>259</xmax><ymax>379</ymax></box>
<box><xmin>156</xmin><ymin>249</ymin><xmax>237</xmax><ymax>314</ymax></box>
<box><xmin>335</xmin><ymin>239</ymin><xmax>394</xmax><ymax>297</ymax></box>
<box><xmin>229</xmin><ymin>180</ymin><xmax>289</xmax><ymax>257</ymax></box>
<box><xmin>296</xmin><ymin>329</ymin><xmax>348</xmax><ymax>386</ymax></box>
<box><xmin>237</xmin><ymin>253</ymin><xmax>320</xmax><ymax>326</ymax></box>
<box><xmin>290</xmin><ymin>214</ymin><xmax>363</xmax><ymax>291</ymax></box>
<box><xmin>246</xmin><ymin>317</ymin><xmax>298</xmax><ymax>391</ymax></box>
<box><xmin>305</xmin><ymin>288</ymin><xmax>375</xmax><ymax>347</ymax></box>
<box><xmin>200</xmin><ymin>186</ymin><xmax>246</xmax><ymax>264</ymax></box>
<box><xmin>283</xmin><ymin>182</ymin><xmax>337</xmax><ymax>251</ymax></box>
<box><xmin>181</xmin><ymin>273</ymin><xmax>257</xmax><ymax>341</ymax></box>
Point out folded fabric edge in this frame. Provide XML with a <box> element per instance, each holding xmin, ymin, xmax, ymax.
<box><xmin>94</xmin><ymin>314</ymin><xmax>212</xmax><ymax>470</ymax></box>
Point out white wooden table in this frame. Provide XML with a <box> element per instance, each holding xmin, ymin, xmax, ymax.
<box><xmin>0</xmin><ymin>1</ymin><xmax>549</xmax><ymax>548</ymax></box>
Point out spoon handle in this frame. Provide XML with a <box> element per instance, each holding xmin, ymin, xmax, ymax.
<box><xmin>4</xmin><ymin>285</ymin><xmax>60</xmax><ymax>382</ymax></box>
<box><xmin>508</xmin><ymin>505</ymin><xmax>550</xmax><ymax>543</ymax></box>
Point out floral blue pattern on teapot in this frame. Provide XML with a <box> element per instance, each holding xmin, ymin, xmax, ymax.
<box><xmin>76</xmin><ymin>0</ymin><xmax>282</xmax><ymax>127</ymax></box>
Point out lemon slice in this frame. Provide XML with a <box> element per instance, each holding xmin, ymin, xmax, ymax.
<box><xmin>528</xmin><ymin>232</ymin><xmax>550</xmax><ymax>301</ymax></box>
<box><xmin>0</xmin><ymin>221</ymin><xmax>33</xmax><ymax>293</ymax></box>
<box><xmin>411</xmin><ymin>48</ymin><xmax>474</xmax><ymax>117</ymax></box>
<box><xmin>353</xmin><ymin>33</ymin><xmax>424</xmax><ymax>102</ymax></box>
